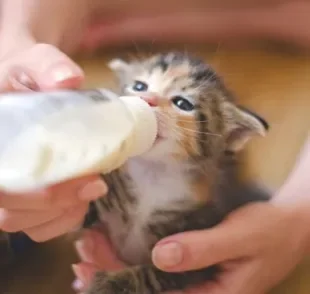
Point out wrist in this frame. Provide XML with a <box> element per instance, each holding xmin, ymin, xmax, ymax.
<box><xmin>0</xmin><ymin>0</ymin><xmax>93</xmax><ymax>57</ymax></box>
<box><xmin>271</xmin><ymin>136</ymin><xmax>310</xmax><ymax>252</ymax></box>
<box><xmin>272</xmin><ymin>190</ymin><xmax>310</xmax><ymax>254</ymax></box>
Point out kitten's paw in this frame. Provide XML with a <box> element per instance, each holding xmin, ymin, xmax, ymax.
<box><xmin>86</xmin><ymin>271</ymin><xmax>139</xmax><ymax>294</ymax></box>
<box><xmin>88</xmin><ymin>281</ymin><xmax>127</xmax><ymax>294</ymax></box>
<box><xmin>85</xmin><ymin>271</ymin><xmax>110</xmax><ymax>294</ymax></box>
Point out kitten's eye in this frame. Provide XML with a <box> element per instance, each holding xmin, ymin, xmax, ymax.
<box><xmin>132</xmin><ymin>81</ymin><xmax>148</xmax><ymax>92</ymax></box>
<box><xmin>171</xmin><ymin>96</ymin><xmax>194</xmax><ymax>112</ymax></box>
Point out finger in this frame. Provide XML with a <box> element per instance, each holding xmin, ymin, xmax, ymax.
<box><xmin>0</xmin><ymin>44</ymin><xmax>84</xmax><ymax>92</ymax></box>
<box><xmin>209</xmin><ymin>262</ymin><xmax>264</xmax><ymax>294</ymax></box>
<box><xmin>25</xmin><ymin>44</ymin><xmax>84</xmax><ymax>90</ymax></box>
<box><xmin>0</xmin><ymin>66</ymin><xmax>39</xmax><ymax>92</ymax></box>
<box><xmin>0</xmin><ymin>59</ymin><xmax>83</xmax><ymax>92</ymax></box>
<box><xmin>152</xmin><ymin>203</ymin><xmax>273</xmax><ymax>272</ymax></box>
<box><xmin>75</xmin><ymin>229</ymin><xmax>125</xmax><ymax>271</ymax></box>
<box><xmin>72</xmin><ymin>262</ymin><xmax>98</xmax><ymax>292</ymax></box>
<box><xmin>183</xmin><ymin>261</ymin><xmax>262</xmax><ymax>294</ymax></box>
<box><xmin>0</xmin><ymin>208</ymin><xmax>63</xmax><ymax>232</ymax></box>
<box><xmin>0</xmin><ymin>176</ymin><xmax>107</xmax><ymax>210</ymax></box>
<box><xmin>24</xmin><ymin>203</ymin><xmax>88</xmax><ymax>242</ymax></box>
<box><xmin>152</xmin><ymin>221</ymin><xmax>254</xmax><ymax>272</ymax></box>
<box><xmin>49</xmin><ymin>176</ymin><xmax>108</xmax><ymax>207</ymax></box>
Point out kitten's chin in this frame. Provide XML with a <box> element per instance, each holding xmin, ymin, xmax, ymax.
<box><xmin>140</xmin><ymin>137</ymin><xmax>175</xmax><ymax>161</ymax></box>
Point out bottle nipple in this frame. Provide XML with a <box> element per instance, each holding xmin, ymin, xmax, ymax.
<box><xmin>119</xmin><ymin>96</ymin><xmax>158</xmax><ymax>157</ymax></box>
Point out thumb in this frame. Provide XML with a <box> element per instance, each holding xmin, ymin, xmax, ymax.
<box><xmin>0</xmin><ymin>44</ymin><xmax>84</xmax><ymax>92</ymax></box>
<box><xmin>26</xmin><ymin>44</ymin><xmax>84</xmax><ymax>90</ymax></box>
<box><xmin>152</xmin><ymin>221</ymin><xmax>254</xmax><ymax>272</ymax></box>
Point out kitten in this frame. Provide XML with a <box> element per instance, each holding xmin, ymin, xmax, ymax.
<box><xmin>82</xmin><ymin>52</ymin><xmax>270</xmax><ymax>294</ymax></box>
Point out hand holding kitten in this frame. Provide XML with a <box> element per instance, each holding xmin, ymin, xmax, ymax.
<box><xmin>73</xmin><ymin>137</ymin><xmax>310</xmax><ymax>294</ymax></box>
<box><xmin>73</xmin><ymin>201</ymin><xmax>310</xmax><ymax>294</ymax></box>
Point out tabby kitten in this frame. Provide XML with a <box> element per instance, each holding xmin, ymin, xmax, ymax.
<box><xmin>82</xmin><ymin>52</ymin><xmax>270</xmax><ymax>294</ymax></box>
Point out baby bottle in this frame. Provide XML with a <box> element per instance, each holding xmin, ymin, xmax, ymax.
<box><xmin>0</xmin><ymin>88</ymin><xmax>157</xmax><ymax>192</ymax></box>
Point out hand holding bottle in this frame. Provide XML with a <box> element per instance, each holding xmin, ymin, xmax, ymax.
<box><xmin>0</xmin><ymin>58</ymin><xmax>106</xmax><ymax>242</ymax></box>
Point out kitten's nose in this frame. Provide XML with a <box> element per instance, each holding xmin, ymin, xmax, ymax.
<box><xmin>141</xmin><ymin>95</ymin><xmax>158</xmax><ymax>107</ymax></box>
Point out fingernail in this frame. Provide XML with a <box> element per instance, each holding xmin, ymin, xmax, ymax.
<box><xmin>75</xmin><ymin>234</ymin><xmax>94</xmax><ymax>262</ymax></box>
<box><xmin>152</xmin><ymin>242</ymin><xmax>184</xmax><ymax>269</ymax></box>
<box><xmin>72</xmin><ymin>278</ymin><xmax>84</xmax><ymax>291</ymax></box>
<box><xmin>78</xmin><ymin>179</ymin><xmax>107</xmax><ymax>201</ymax></box>
<box><xmin>45</xmin><ymin>63</ymin><xmax>83</xmax><ymax>83</ymax></box>
<box><xmin>72</xmin><ymin>264</ymin><xmax>86</xmax><ymax>283</ymax></box>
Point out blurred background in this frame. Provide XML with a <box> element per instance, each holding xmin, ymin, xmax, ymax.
<box><xmin>0</xmin><ymin>0</ymin><xmax>310</xmax><ymax>293</ymax></box>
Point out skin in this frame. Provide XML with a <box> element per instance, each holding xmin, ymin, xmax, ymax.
<box><xmin>0</xmin><ymin>0</ymin><xmax>309</xmax><ymax>292</ymax></box>
<box><xmin>0</xmin><ymin>0</ymin><xmax>107</xmax><ymax>242</ymax></box>
<box><xmin>73</xmin><ymin>137</ymin><xmax>310</xmax><ymax>294</ymax></box>
<box><xmin>82</xmin><ymin>1</ymin><xmax>310</xmax><ymax>50</ymax></box>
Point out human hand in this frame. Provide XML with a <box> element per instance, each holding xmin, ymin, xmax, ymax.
<box><xmin>0</xmin><ymin>37</ymin><xmax>107</xmax><ymax>242</ymax></box>
<box><xmin>0</xmin><ymin>175</ymin><xmax>107</xmax><ymax>242</ymax></box>
<box><xmin>0</xmin><ymin>42</ymin><xmax>84</xmax><ymax>92</ymax></box>
<box><xmin>72</xmin><ymin>228</ymin><xmax>126</xmax><ymax>292</ymax></box>
<box><xmin>150</xmin><ymin>202</ymin><xmax>310</xmax><ymax>294</ymax></box>
<box><xmin>72</xmin><ymin>201</ymin><xmax>310</xmax><ymax>294</ymax></box>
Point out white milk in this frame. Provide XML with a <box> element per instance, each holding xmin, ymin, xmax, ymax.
<box><xmin>0</xmin><ymin>89</ymin><xmax>157</xmax><ymax>192</ymax></box>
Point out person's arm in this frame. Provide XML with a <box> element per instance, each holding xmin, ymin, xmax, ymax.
<box><xmin>0</xmin><ymin>0</ymin><xmax>107</xmax><ymax>243</ymax></box>
<box><xmin>274</xmin><ymin>135</ymin><xmax>310</xmax><ymax>205</ymax></box>
<box><xmin>0</xmin><ymin>0</ymin><xmax>93</xmax><ymax>56</ymax></box>
<box><xmin>272</xmin><ymin>135</ymin><xmax>310</xmax><ymax>250</ymax></box>
<box><xmin>0</xmin><ymin>0</ymin><xmax>90</xmax><ymax>91</ymax></box>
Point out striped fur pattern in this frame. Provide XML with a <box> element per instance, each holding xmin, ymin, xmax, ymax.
<box><xmin>82</xmin><ymin>52</ymin><xmax>270</xmax><ymax>294</ymax></box>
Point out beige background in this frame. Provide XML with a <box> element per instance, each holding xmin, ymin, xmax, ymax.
<box><xmin>1</xmin><ymin>44</ymin><xmax>309</xmax><ymax>293</ymax></box>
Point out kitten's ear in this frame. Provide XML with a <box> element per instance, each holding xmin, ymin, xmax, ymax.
<box><xmin>225</xmin><ymin>104</ymin><xmax>269</xmax><ymax>152</ymax></box>
<box><xmin>108</xmin><ymin>59</ymin><xmax>131</xmax><ymax>78</ymax></box>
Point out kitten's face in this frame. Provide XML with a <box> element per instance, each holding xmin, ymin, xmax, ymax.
<box><xmin>109</xmin><ymin>52</ymin><xmax>268</xmax><ymax>161</ymax></box>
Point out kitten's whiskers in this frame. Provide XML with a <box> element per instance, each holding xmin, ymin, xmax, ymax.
<box><xmin>173</xmin><ymin>126</ymin><xmax>222</xmax><ymax>138</ymax></box>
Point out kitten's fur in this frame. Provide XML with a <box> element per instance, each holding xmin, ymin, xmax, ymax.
<box><xmin>82</xmin><ymin>52</ymin><xmax>270</xmax><ymax>294</ymax></box>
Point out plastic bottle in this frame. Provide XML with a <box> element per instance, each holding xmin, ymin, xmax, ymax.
<box><xmin>0</xmin><ymin>88</ymin><xmax>157</xmax><ymax>193</ymax></box>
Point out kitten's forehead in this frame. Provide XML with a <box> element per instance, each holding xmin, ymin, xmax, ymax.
<box><xmin>150</xmin><ymin>53</ymin><xmax>217</xmax><ymax>81</ymax></box>
<box><xmin>130</xmin><ymin>53</ymin><xmax>220</xmax><ymax>94</ymax></box>
<box><xmin>151</xmin><ymin>53</ymin><xmax>191</xmax><ymax>73</ymax></box>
